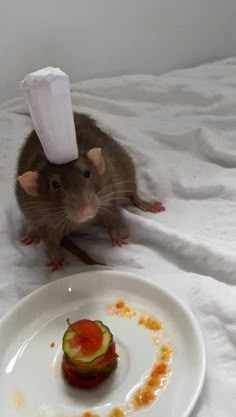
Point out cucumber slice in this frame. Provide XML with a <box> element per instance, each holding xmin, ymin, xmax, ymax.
<box><xmin>62</xmin><ymin>320</ymin><xmax>113</xmax><ymax>363</ymax></box>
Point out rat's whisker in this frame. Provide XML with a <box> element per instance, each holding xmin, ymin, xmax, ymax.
<box><xmin>98</xmin><ymin>206</ymin><xmax>113</xmax><ymax>216</ymax></box>
<box><xmin>101</xmin><ymin>188</ymin><xmax>130</xmax><ymax>197</ymax></box>
<box><xmin>97</xmin><ymin>180</ymin><xmax>135</xmax><ymax>197</ymax></box>
<box><xmin>56</xmin><ymin>217</ymin><xmax>69</xmax><ymax>239</ymax></box>
<box><xmin>19</xmin><ymin>202</ymin><xmax>65</xmax><ymax>211</ymax></box>
<box><xmin>100</xmin><ymin>190</ymin><xmax>131</xmax><ymax>203</ymax></box>
<box><xmin>20</xmin><ymin>207</ymin><xmax>65</xmax><ymax>215</ymax></box>
<box><xmin>48</xmin><ymin>213</ymin><xmax>69</xmax><ymax>240</ymax></box>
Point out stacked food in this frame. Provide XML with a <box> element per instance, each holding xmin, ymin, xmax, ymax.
<box><xmin>62</xmin><ymin>319</ymin><xmax>117</xmax><ymax>388</ymax></box>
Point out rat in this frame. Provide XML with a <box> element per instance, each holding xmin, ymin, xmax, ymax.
<box><xmin>15</xmin><ymin>112</ymin><xmax>165</xmax><ymax>271</ymax></box>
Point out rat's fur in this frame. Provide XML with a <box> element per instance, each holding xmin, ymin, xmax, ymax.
<box><xmin>16</xmin><ymin>113</ymin><xmax>154</xmax><ymax>265</ymax></box>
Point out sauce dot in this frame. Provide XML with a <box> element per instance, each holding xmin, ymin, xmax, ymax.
<box><xmin>116</xmin><ymin>300</ymin><xmax>125</xmax><ymax>309</ymax></box>
<box><xmin>138</xmin><ymin>316</ymin><xmax>162</xmax><ymax>331</ymax></box>
<box><xmin>50</xmin><ymin>342</ymin><xmax>55</xmax><ymax>348</ymax></box>
<box><xmin>146</xmin><ymin>375</ymin><xmax>161</xmax><ymax>389</ymax></box>
<box><xmin>151</xmin><ymin>362</ymin><xmax>168</xmax><ymax>378</ymax></box>
<box><xmin>12</xmin><ymin>389</ymin><xmax>26</xmax><ymax>412</ymax></box>
<box><xmin>81</xmin><ymin>412</ymin><xmax>100</xmax><ymax>417</ymax></box>
<box><xmin>133</xmin><ymin>388</ymin><xmax>156</xmax><ymax>407</ymax></box>
<box><xmin>161</xmin><ymin>345</ymin><xmax>172</xmax><ymax>361</ymax></box>
<box><xmin>108</xmin><ymin>407</ymin><xmax>125</xmax><ymax>417</ymax></box>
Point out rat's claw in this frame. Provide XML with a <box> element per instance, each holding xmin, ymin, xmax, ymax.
<box><xmin>46</xmin><ymin>258</ymin><xmax>66</xmax><ymax>272</ymax></box>
<box><xmin>21</xmin><ymin>233</ymin><xmax>40</xmax><ymax>245</ymax></box>
<box><xmin>148</xmin><ymin>201</ymin><xmax>166</xmax><ymax>213</ymax></box>
<box><xmin>110</xmin><ymin>232</ymin><xmax>129</xmax><ymax>247</ymax></box>
<box><xmin>136</xmin><ymin>200</ymin><xmax>165</xmax><ymax>213</ymax></box>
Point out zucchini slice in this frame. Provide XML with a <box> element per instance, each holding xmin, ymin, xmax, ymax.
<box><xmin>62</xmin><ymin>320</ymin><xmax>113</xmax><ymax>363</ymax></box>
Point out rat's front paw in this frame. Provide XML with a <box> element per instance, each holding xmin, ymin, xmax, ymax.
<box><xmin>132</xmin><ymin>196</ymin><xmax>165</xmax><ymax>213</ymax></box>
<box><xmin>46</xmin><ymin>257</ymin><xmax>67</xmax><ymax>272</ymax></box>
<box><xmin>139</xmin><ymin>200</ymin><xmax>165</xmax><ymax>213</ymax></box>
<box><xmin>21</xmin><ymin>232</ymin><xmax>40</xmax><ymax>245</ymax></box>
<box><xmin>109</xmin><ymin>226</ymin><xmax>129</xmax><ymax>247</ymax></box>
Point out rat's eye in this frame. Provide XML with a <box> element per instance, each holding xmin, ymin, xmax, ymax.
<box><xmin>83</xmin><ymin>169</ymin><xmax>91</xmax><ymax>178</ymax></box>
<box><xmin>51</xmin><ymin>179</ymin><xmax>61</xmax><ymax>190</ymax></box>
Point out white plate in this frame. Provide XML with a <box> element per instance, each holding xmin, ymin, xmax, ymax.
<box><xmin>0</xmin><ymin>270</ymin><xmax>205</xmax><ymax>417</ymax></box>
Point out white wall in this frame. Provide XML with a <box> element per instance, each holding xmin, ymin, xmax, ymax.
<box><xmin>1</xmin><ymin>0</ymin><xmax>236</xmax><ymax>103</ymax></box>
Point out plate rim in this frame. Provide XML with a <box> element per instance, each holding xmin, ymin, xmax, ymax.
<box><xmin>0</xmin><ymin>269</ymin><xmax>206</xmax><ymax>417</ymax></box>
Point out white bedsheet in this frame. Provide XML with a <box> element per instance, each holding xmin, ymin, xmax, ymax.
<box><xmin>1</xmin><ymin>58</ymin><xmax>236</xmax><ymax>417</ymax></box>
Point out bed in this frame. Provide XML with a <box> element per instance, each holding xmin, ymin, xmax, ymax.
<box><xmin>2</xmin><ymin>0</ymin><xmax>236</xmax><ymax>413</ymax></box>
<box><xmin>0</xmin><ymin>57</ymin><xmax>236</xmax><ymax>416</ymax></box>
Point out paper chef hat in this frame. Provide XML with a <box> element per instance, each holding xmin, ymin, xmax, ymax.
<box><xmin>21</xmin><ymin>67</ymin><xmax>79</xmax><ymax>165</ymax></box>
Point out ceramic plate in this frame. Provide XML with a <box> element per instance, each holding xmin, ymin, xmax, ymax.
<box><xmin>0</xmin><ymin>270</ymin><xmax>205</xmax><ymax>417</ymax></box>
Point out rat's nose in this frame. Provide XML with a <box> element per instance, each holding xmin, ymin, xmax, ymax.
<box><xmin>79</xmin><ymin>204</ymin><xmax>95</xmax><ymax>219</ymax></box>
<box><xmin>67</xmin><ymin>201</ymin><xmax>97</xmax><ymax>224</ymax></box>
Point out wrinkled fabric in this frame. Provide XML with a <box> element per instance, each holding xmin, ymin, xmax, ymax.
<box><xmin>1</xmin><ymin>57</ymin><xmax>236</xmax><ymax>417</ymax></box>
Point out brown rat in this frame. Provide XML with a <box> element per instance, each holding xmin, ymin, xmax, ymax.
<box><xmin>15</xmin><ymin>112</ymin><xmax>165</xmax><ymax>270</ymax></box>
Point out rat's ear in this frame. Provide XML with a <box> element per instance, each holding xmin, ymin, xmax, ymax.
<box><xmin>17</xmin><ymin>171</ymin><xmax>39</xmax><ymax>197</ymax></box>
<box><xmin>87</xmin><ymin>148</ymin><xmax>105</xmax><ymax>175</ymax></box>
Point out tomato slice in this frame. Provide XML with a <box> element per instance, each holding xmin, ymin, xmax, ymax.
<box><xmin>95</xmin><ymin>342</ymin><xmax>116</xmax><ymax>365</ymax></box>
<box><xmin>62</xmin><ymin>355</ymin><xmax>106</xmax><ymax>389</ymax></box>
<box><xmin>68</xmin><ymin>319</ymin><xmax>103</xmax><ymax>356</ymax></box>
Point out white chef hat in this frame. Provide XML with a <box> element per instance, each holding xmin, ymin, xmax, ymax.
<box><xmin>21</xmin><ymin>67</ymin><xmax>79</xmax><ymax>165</ymax></box>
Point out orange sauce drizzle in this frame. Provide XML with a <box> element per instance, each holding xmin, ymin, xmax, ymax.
<box><xmin>107</xmin><ymin>300</ymin><xmax>136</xmax><ymax>319</ymax></box>
<box><xmin>11</xmin><ymin>389</ymin><xmax>27</xmax><ymax>412</ymax></box>
<box><xmin>161</xmin><ymin>345</ymin><xmax>173</xmax><ymax>362</ymax></box>
<box><xmin>116</xmin><ymin>300</ymin><xmax>125</xmax><ymax>309</ymax></box>
<box><xmin>138</xmin><ymin>315</ymin><xmax>162</xmax><ymax>331</ymax></box>
<box><xmin>107</xmin><ymin>300</ymin><xmax>174</xmax><ymax>413</ymax></box>
<box><xmin>133</xmin><ymin>387</ymin><xmax>156</xmax><ymax>407</ymax></box>
<box><xmin>132</xmin><ymin>347</ymin><xmax>172</xmax><ymax>410</ymax></box>
<box><xmin>108</xmin><ymin>407</ymin><xmax>125</xmax><ymax>417</ymax></box>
